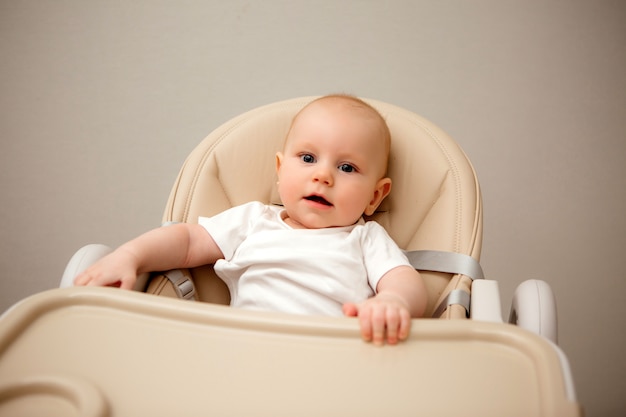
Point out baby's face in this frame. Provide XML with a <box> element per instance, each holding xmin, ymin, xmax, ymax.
<box><xmin>276</xmin><ymin>99</ymin><xmax>391</xmax><ymax>229</ymax></box>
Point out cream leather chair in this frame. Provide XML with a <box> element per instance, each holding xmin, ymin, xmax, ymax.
<box><xmin>139</xmin><ymin>96</ymin><xmax>553</xmax><ymax>333</ymax></box>
<box><xmin>0</xmin><ymin>97</ymin><xmax>581</xmax><ymax>416</ymax></box>
<box><xmin>156</xmin><ymin>96</ymin><xmax>482</xmax><ymax>319</ymax></box>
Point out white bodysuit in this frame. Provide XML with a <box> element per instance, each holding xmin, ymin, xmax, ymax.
<box><xmin>198</xmin><ymin>202</ymin><xmax>411</xmax><ymax>316</ymax></box>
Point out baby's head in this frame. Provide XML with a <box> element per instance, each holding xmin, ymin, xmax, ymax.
<box><xmin>276</xmin><ymin>95</ymin><xmax>393</xmax><ymax>229</ymax></box>
<box><xmin>287</xmin><ymin>95</ymin><xmax>391</xmax><ymax>174</ymax></box>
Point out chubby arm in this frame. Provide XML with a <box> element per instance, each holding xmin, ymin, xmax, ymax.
<box><xmin>74</xmin><ymin>223</ymin><xmax>223</xmax><ymax>290</ymax></box>
<box><xmin>343</xmin><ymin>265</ymin><xmax>427</xmax><ymax>346</ymax></box>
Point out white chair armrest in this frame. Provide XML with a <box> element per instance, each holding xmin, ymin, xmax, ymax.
<box><xmin>470</xmin><ymin>279</ymin><xmax>503</xmax><ymax>322</ymax></box>
<box><xmin>510</xmin><ymin>279</ymin><xmax>558</xmax><ymax>343</ymax></box>
<box><xmin>60</xmin><ymin>244</ymin><xmax>113</xmax><ymax>288</ymax></box>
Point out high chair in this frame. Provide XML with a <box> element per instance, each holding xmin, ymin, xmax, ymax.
<box><xmin>0</xmin><ymin>97</ymin><xmax>581</xmax><ymax>416</ymax></box>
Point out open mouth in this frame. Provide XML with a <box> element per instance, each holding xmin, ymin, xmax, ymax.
<box><xmin>304</xmin><ymin>195</ymin><xmax>332</xmax><ymax>206</ymax></box>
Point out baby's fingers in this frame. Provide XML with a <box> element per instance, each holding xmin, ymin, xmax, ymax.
<box><xmin>342</xmin><ymin>302</ymin><xmax>359</xmax><ymax>317</ymax></box>
<box><xmin>394</xmin><ymin>308</ymin><xmax>412</xmax><ymax>342</ymax></box>
<box><xmin>384</xmin><ymin>308</ymin><xmax>401</xmax><ymax>345</ymax></box>
<box><xmin>73</xmin><ymin>269</ymin><xmax>127</xmax><ymax>288</ymax></box>
<box><xmin>73</xmin><ymin>271</ymin><xmax>94</xmax><ymax>286</ymax></box>
<box><xmin>118</xmin><ymin>277</ymin><xmax>136</xmax><ymax>290</ymax></box>
<box><xmin>349</xmin><ymin>300</ymin><xmax>412</xmax><ymax>346</ymax></box>
<box><xmin>363</xmin><ymin>305</ymin><xmax>412</xmax><ymax>346</ymax></box>
<box><xmin>358</xmin><ymin>305</ymin><xmax>387</xmax><ymax>346</ymax></box>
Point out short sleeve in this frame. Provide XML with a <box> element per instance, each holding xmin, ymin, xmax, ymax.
<box><xmin>360</xmin><ymin>221</ymin><xmax>413</xmax><ymax>292</ymax></box>
<box><xmin>198</xmin><ymin>201</ymin><xmax>267</xmax><ymax>260</ymax></box>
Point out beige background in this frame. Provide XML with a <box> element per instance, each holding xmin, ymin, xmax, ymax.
<box><xmin>1</xmin><ymin>1</ymin><xmax>624</xmax><ymax>415</ymax></box>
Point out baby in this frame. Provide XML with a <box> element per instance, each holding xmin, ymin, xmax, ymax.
<box><xmin>75</xmin><ymin>95</ymin><xmax>428</xmax><ymax>345</ymax></box>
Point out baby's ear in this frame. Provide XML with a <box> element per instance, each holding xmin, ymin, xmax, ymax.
<box><xmin>275</xmin><ymin>152</ymin><xmax>284</xmax><ymax>174</ymax></box>
<box><xmin>364</xmin><ymin>177</ymin><xmax>392</xmax><ymax>216</ymax></box>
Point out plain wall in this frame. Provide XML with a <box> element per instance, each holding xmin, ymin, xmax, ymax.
<box><xmin>1</xmin><ymin>1</ymin><xmax>624</xmax><ymax>415</ymax></box>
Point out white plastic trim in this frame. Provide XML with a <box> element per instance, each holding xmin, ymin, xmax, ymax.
<box><xmin>547</xmin><ymin>338</ymin><xmax>579</xmax><ymax>402</ymax></box>
<box><xmin>510</xmin><ymin>279</ymin><xmax>558</xmax><ymax>344</ymax></box>
<box><xmin>470</xmin><ymin>279</ymin><xmax>503</xmax><ymax>323</ymax></box>
<box><xmin>60</xmin><ymin>244</ymin><xmax>113</xmax><ymax>288</ymax></box>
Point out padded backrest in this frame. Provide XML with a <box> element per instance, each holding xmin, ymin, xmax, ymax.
<box><xmin>162</xmin><ymin>97</ymin><xmax>483</xmax><ymax>318</ymax></box>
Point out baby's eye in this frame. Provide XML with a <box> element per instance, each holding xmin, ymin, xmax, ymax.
<box><xmin>300</xmin><ymin>154</ymin><xmax>315</xmax><ymax>163</ymax></box>
<box><xmin>339</xmin><ymin>163</ymin><xmax>356</xmax><ymax>173</ymax></box>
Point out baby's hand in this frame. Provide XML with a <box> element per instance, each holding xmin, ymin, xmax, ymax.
<box><xmin>73</xmin><ymin>248</ymin><xmax>139</xmax><ymax>290</ymax></box>
<box><xmin>342</xmin><ymin>293</ymin><xmax>412</xmax><ymax>346</ymax></box>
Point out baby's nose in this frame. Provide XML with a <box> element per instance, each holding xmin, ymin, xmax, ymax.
<box><xmin>313</xmin><ymin>165</ymin><xmax>333</xmax><ymax>185</ymax></box>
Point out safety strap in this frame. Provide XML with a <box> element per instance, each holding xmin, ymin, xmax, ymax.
<box><xmin>405</xmin><ymin>250</ymin><xmax>484</xmax><ymax>318</ymax></box>
<box><xmin>432</xmin><ymin>289</ymin><xmax>471</xmax><ymax>318</ymax></box>
<box><xmin>162</xmin><ymin>269</ymin><xmax>196</xmax><ymax>301</ymax></box>
<box><xmin>404</xmin><ymin>250</ymin><xmax>484</xmax><ymax>281</ymax></box>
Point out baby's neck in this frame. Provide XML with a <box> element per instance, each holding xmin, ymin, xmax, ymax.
<box><xmin>281</xmin><ymin>211</ymin><xmax>360</xmax><ymax>230</ymax></box>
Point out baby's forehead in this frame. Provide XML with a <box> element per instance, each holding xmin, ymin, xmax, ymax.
<box><xmin>294</xmin><ymin>99</ymin><xmax>385</xmax><ymax>136</ymax></box>
<box><xmin>286</xmin><ymin>97</ymin><xmax>391</xmax><ymax>159</ymax></box>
